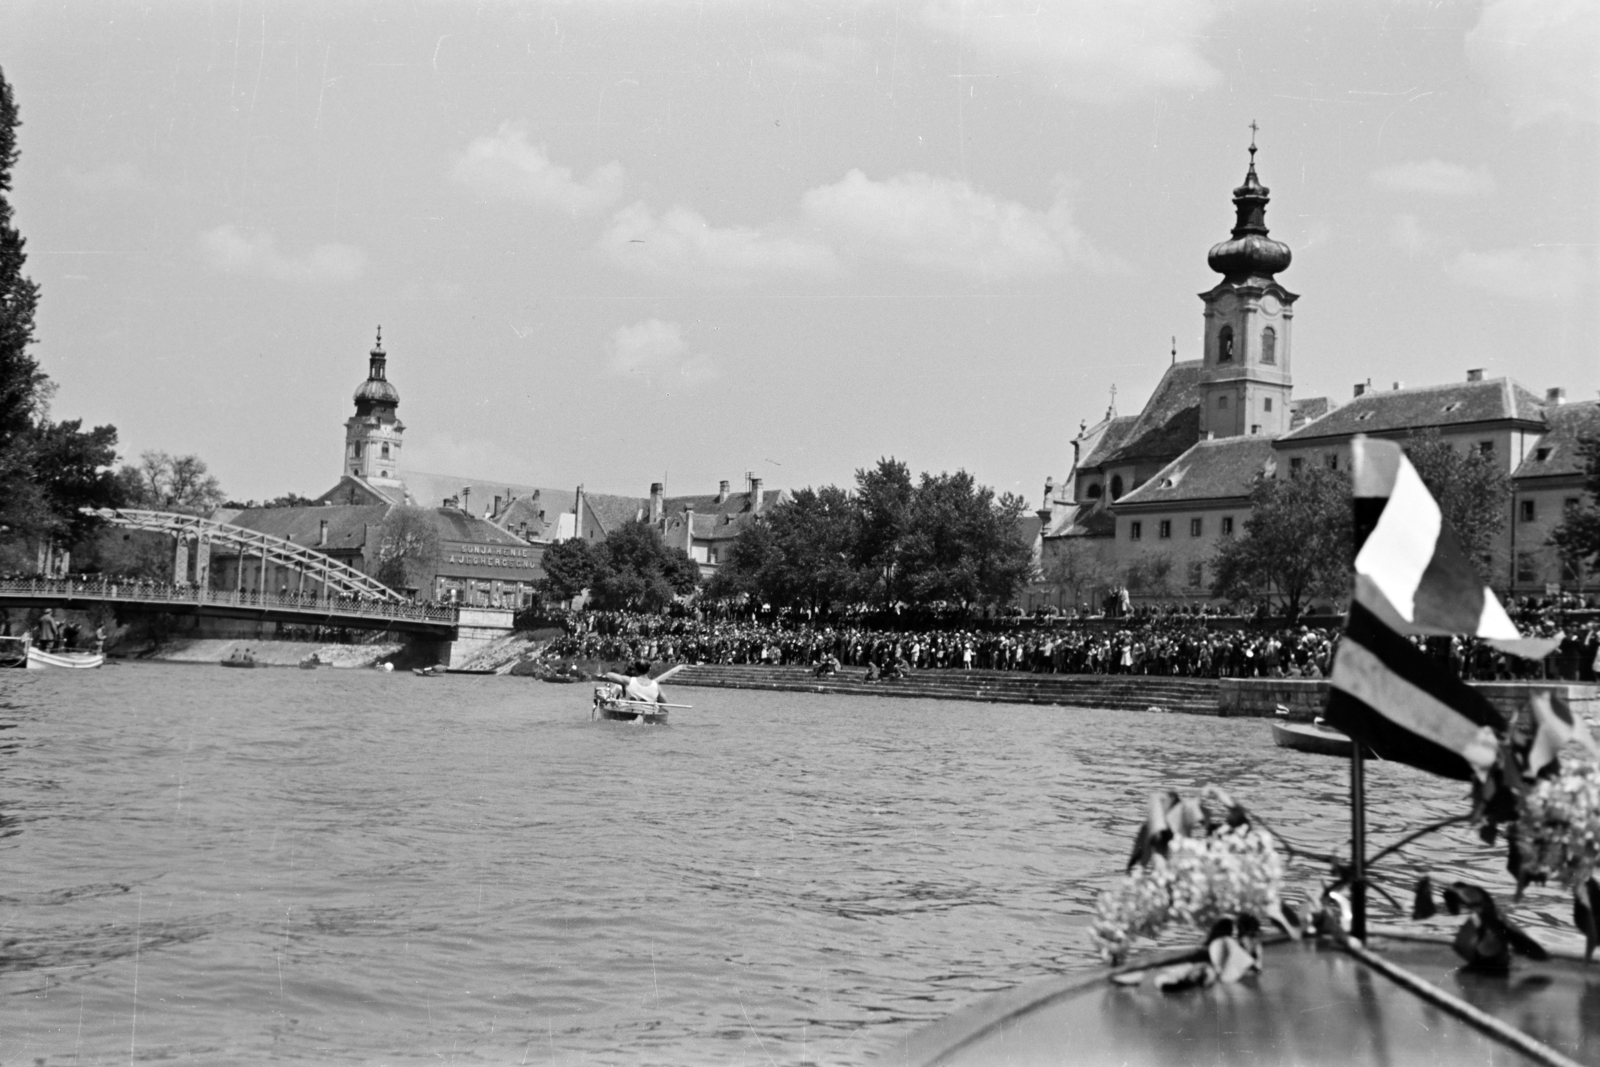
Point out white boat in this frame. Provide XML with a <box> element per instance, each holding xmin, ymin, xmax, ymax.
<box><xmin>26</xmin><ymin>646</ymin><xmax>105</xmax><ymax>670</ymax></box>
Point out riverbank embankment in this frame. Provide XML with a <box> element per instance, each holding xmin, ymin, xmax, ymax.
<box><xmin>664</xmin><ymin>663</ymin><xmax>1600</xmax><ymax>719</ymax></box>
<box><xmin>133</xmin><ymin>638</ymin><xmax>403</xmax><ymax>668</ymax></box>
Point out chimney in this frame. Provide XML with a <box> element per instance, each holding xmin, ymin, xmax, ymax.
<box><xmin>1467</xmin><ymin>368</ymin><xmax>1484</xmax><ymax>382</ymax></box>
<box><xmin>649</xmin><ymin>482</ymin><xmax>664</xmax><ymax>523</ymax></box>
<box><xmin>318</xmin><ymin>519</ymin><xmax>328</xmax><ymax>547</ymax></box>
<box><xmin>1353</xmin><ymin>382</ymin><xmax>1367</xmax><ymax>397</ymax></box>
<box><xmin>717</xmin><ymin>480</ymin><xmax>730</xmax><ymax>504</ymax></box>
<box><xmin>493</xmin><ymin>495</ymin><xmax>502</xmax><ymax>517</ymax></box>
<box><xmin>573</xmin><ymin>484</ymin><xmax>585</xmax><ymax>539</ymax></box>
<box><xmin>683</xmin><ymin>508</ymin><xmax>695</xmax><ymax>553</ymax></box>
<box><xmin>750</xmin><ymin>477</ymin><xmax>764</xmax><ymax>514</ymax></box>
<box><xmin>461</xmin><ymin>486</ymin><xmax>471</xmax><ymax>513</ymax></box>
<box><xmin>1547</xmin><ymin>387</ymin><xmax>1566</xmax><ymax>405</ymax></box>
<box><xmin>1392</xmin><ymin>381</ymin><xmax>1404</xmax><ymax>391</ymax></box>
<box><xmin>1043</xmin><ymin>476</ymin><xmax>1055</xmax><ymax>502</ymax></box>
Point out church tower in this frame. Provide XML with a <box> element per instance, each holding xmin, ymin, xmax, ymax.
<box><xmin>1198</xmin><ymin>133</ymin><xmax>1297</xmax><ymax>439</ymax></box>
<box><xmin>344</xmin><ymin>327</ymin><xmax>407</xmax><ymax>495</ymax></box>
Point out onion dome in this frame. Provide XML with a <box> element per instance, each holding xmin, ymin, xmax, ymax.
<box><xmin>1206</xmin><ymin>136</ymin><xmax>1291</xmax><ymax>282</ymax></box>
<box><xmin>353</xmin><ymin>327</ymin><xmax>400</xmax><ymax>409</ymax></box>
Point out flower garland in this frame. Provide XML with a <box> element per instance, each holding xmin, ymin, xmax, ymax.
<box><xmin>1515</xmin><ymin>756</ymin><xmax>1600</xmax><ymax>891</ymax></box>
<box><xmin>1090</xmin><ymin>789</ymin><xmax>1286</xmax><ymax>966</ymax></box>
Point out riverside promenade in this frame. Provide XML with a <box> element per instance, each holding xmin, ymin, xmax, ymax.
<box><xmin>667</xmin><ymin>663</ymin><xmax>1600</xmax><ymax>720</ymax></box>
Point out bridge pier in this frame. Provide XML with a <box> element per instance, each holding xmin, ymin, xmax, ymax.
<box><xmin>443</xmin><ymin>606</ymin><xmax>516</xmax><ymax>669</ymax></box>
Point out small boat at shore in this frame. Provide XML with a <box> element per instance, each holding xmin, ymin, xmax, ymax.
<box><xmin>1271</xmin><ymin>718</ymin><xmax>1358</xmax><ymax>757</ymax></box>
<box><xmin>26</xmin><ymin>646</ymin><xmax>104</xmax><ymax>670</ymax></box>
<box><xmin>413</xmin><ymin>666</ymin><xmax>441</xmax><ymax>677</ymax></box>
<box><xmin>902</xmin><ymin>928</ymin><xmax>1598</xmax><ymax>1066</ymax></box>
<box><xmin>220</xmin><ymin>651</ymin><xmax>256</xmax><ymax>669</ymax></box>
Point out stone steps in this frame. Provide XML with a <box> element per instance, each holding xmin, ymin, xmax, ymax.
<box><xmin>670</xmin><ymin>664</ymin><xmax>1223</xmax><ymax>714</ymax></box>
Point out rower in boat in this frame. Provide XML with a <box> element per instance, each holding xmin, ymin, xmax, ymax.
<box><xmin>600</xmin><ymin>660</ymin><xmax>670</xmax><ymax>711</ymax></box>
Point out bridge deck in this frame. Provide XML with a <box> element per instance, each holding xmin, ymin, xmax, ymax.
<box><xmin>0</xmin><ymin>578</ymin><xmax>460</xmax><ymax>636</ymax></box>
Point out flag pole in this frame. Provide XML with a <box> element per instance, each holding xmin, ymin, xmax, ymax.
<box><xmin>1350</xmin><ymin>743</ymin><xmax>1367</xmax><ymax>941</ymax></box>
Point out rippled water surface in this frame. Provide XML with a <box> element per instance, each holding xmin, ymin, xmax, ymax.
<box><xmin>0</xmin><ymin>663</ymin><xmax>1581</xmax><ymax>1064</ymax></box>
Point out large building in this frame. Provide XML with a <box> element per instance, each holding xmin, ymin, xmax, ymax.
<box><xmin>1033</xmin><ymin>143</ymin><xmax>1598</xmax><ymax>613</ymax></box>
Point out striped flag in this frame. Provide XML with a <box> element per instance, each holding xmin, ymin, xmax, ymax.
<box><xmin>1325</xmin><ymin>436</ymin><xmax>1549</xmax><ymax>780</ymax></box>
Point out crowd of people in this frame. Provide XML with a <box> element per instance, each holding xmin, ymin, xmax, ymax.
<box><xmin>541</xmin><ymin>602</ymin><xmax>1600</xmax><ymax>682</ymax></box>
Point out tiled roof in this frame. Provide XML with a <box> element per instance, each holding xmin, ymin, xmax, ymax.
<box><xmin>226</xmin><ymin>504</ymin><xmax>531</xmax><ymax>549</ymax></box>
<box><xmin>583</xmin><ymin>492</ymin><xmax>650</xmax><ymax>533</ymax></box>
<box><xmin>1097</xmin><ymin>361</ymin><xmax>1207</xmax><ymax>467</ymax></box>
<box><xmin>314</xmin><ymin>474</ymin><xmax>406</xmax><ymax>507</ymax></box>
<box><xmin>1078</xmin><ymin>415</ymin><xmax>1138</xmax><ymax>471</ymax></box>
<box><xmin>227</xmin><ymin>505</ymin><xmax>393</xmax><ymax>551</ymax></box>
<box><xmin>1289</xmin><ymin>396</ymin><xmax>1331</xmax><ymax>428</ymax></box>
<box><xmin>402</xmin><ymin>470</ymin><xmax>553</xmax><ymax>511</ymax></box>
<box><xmin>1116</xmin><ymin>437</ymin><xmax>1277</xmax><ymax>507</ymax></box>
<box><xmin>1514</xmin><ymin>400</ymin><xmax>1600</xmax><ymax>480</ymax></box>
<box><xmin>1043</xmin><ymin>502</ymin><xmax>1117</xmax><ymax>539</ymax></box>
<box><xmin>1280</xmin><ymin>378</ymin><xmax>1547</xmax><ymax>442</ymax></box>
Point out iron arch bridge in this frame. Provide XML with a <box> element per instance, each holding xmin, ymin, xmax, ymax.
<box><xmin>0</xmin><ymin>509</ymin><xmax>459</xmax><ymax>635</ymax></box>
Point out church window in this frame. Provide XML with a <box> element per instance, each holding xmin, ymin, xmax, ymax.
<box><xmin>1263</xmin><ymin>397</ymin><xmax>1272</xmax><ymax>412</ymax></box>
<box><xmin>1218</xmin><ymin>395</ymin><xmax>1228</xmax><ymax>409</ymax></box>
<box><xmin>381</xmin><ymin>442</ymin><xmax>390</xmax><ymax>458</ymax></box>
<box><xmin>1086</xmin><ymin>483</ymin><xmax>1103</xmax><ymax>499</ymax></box>
<box><xmin>353</xmin><ymin>441</ymin><xmax>362</xmax><ymax>457</ymax></box>
<box><xmin>1110</xmin><ymin>475</ymin><xmax>1124</xmax><ymax>500</ymax></box>
<box><xmin>1261</xmin><ymin>326</ymin><xmax>1276</xmax><ymax>364</ymax></box>
<box><xmin>1218</xmin><ymin>326</ymin><xmax>1234</xmax><ymax>363</ymax></box>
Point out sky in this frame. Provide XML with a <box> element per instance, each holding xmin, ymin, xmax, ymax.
<box><xmin>2</xmin><ymin>0</ymin><xmax>1595</xmax><ymax>505</ymax></box>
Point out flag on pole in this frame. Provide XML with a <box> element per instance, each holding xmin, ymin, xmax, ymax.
<box><xmin>1325</xmin><ymin>436</ymin><xmax>1552</xmax><ymax>780</ymax></box>
<box><xmin>1527</xmin><ymin>687</ymin><xmax>1600</xmax><ymax>777</ymax></box>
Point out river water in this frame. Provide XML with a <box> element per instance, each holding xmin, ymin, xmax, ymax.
<box><xmin>0</xmin><ymin>663</ymin><xmax>1583</xmax><ymax>1065</ymax></box>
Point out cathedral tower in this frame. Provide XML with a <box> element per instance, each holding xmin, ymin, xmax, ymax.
<box><xmin>344</xmin><ymin>328</ymin><xmax>407</xmax><ymax>494</ymax></box>
<box><xmin>1198</xmin><ymin>133</ymin><xmax>1297</xmax><ymax>438</ymax></box>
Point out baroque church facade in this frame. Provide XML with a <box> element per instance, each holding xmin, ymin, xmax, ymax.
<box><xmin>1033</xmin><ymin>146</ymin><xmax>1598</xmax><ymax>613</ymax></box>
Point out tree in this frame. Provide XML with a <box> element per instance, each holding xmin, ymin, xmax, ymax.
<box><xmin>32</xmin><ymin>419</ymin><xmax>122</xmax><ymax>545</ymax></box>
<box><xmin>1122</xmin><ymin>552</ymin><xmax>1176</xmax><ymax>600</ymax></box>
<box><xmin>756</xmin><ymin>485</ymin><xmax>860</xmax><ymax>612</ymax></box>
<box><xmin>1042</xmin><ymin>537</ymin><xmax>1113</xmax><ymax>612</ymax></box>
<box><xmin>589</xmin><ymin>519</ymin><xmax>699</xmax><ymax>612</ymax></box>
<box><xmin>1551</xmin><ymin>425</ymin><xmax>1600</xmax><ymax>578</ymax></box>
<box><xmin>116</xmin><ymin>450</ymin><xmax>226</xmax><ymax>515</ymax></box>
<box><xmin>373</xmin><ymin>507</ymin><xmax>442</xmax><ymax>596</ymax></box>
<box><xmin>223</xmin><ymin>492</ymin><xmax>318</xmax><ymax>509</ymax></box>
<box><xmin>0</xmin><ymin>67</ymin><xmax>44</xmax><ymax>465</ymax></box>
<box><xmin>853</xmin><ymin>457</ymin><xmax>915</xmax><ymax>609</ymax></box>
<box><xmin>898</xmin><ymin>470</ymin><xmax>1034</xmax><ymax>609</ymax></box>
<box><xmin>1402</xmin><ymin>430</ymin><xmax>1509</xmax><ymax>583</ymax></box>
<box><xmin>541</xmin><ymin>537</ymin><xmax>599</xmax><ymax>603</ymax></box>
<box><xmin>701</xmin><ymin>518</ymin><xmax>778</xmax><ymax>604</ymax></box>
<box><xmin>1210</xmin><ymin>465</ymin><xmax>1353</xmax><ymax>621</ymax></box>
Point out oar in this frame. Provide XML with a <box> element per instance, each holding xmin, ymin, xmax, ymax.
<box><xmin>651</xmin><ymin>664</ymin><xmax>689</xmax><ymax>682</ymax></box>
<box><xmin>605</xmin><ymin>699</ymin><xmax>694</xmax><ymax>709</ymax></box>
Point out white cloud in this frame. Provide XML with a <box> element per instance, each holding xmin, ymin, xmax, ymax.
<box><xmin>1445</xmin><ymin>245</ymin><xmax>1590</xmax><ymax>302</ymax></box>
<box><xmin>1370</xmin><ymin>160</ymin><xmax>1496</xmax><ymax>198</ymax></box>
<box><xmin>608</xmin><ymin>319</ymin><xmax>718</xmax><ymax>385</ymax></box>
<box><xmin>599</xmin><ymin>202</ymin><xmax>842</xmax><ymax>286</ymax></box>
<box><xmin>920</xmin><ymin>0</ymin><xmax>1220</xmax><ymax>102</ymax></box>
<box><xmin>1465</xmin><ymin>0</ymin><xmax>1599</xmax><ymax>126</ymax></box>
<box><xmin>450</xmin><ymin>126</ymin><xmax>626</xmax><ymax>215</ymax></box>
<box><xmin>198</xmin><ymin>225</ymin><xmax>366</xmax><ymax>284</ymax></box>
<box><xmin>800</xmin><ymin>169</ymin><xmax>1115</xmax><ymax>279</ymax></box>
<box><xmin>65</xmin><ymin>162</ymin><xmax>141</xmax><ymax>193</ymax></box>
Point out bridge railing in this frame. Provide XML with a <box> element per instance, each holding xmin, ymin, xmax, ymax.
<box><xmin>0</xmin><ymin>577</ymin><xmax>459</xmax><ymax>626</ymax></box>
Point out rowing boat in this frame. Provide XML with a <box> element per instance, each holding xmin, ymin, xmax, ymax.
<box><xmin>25</xmin><ymin>646</ymin><xmax>104</xmax><ymax>670</ymax></box>
<box><xmin>591</xmin><ymin>683</ymin><xmax>690</xmax><ymax>724</ymax></box>
<box><xmin>1271</xmin><ymin>718</ymin><xmax>1356</xmax><ymax>757</ymax></box>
